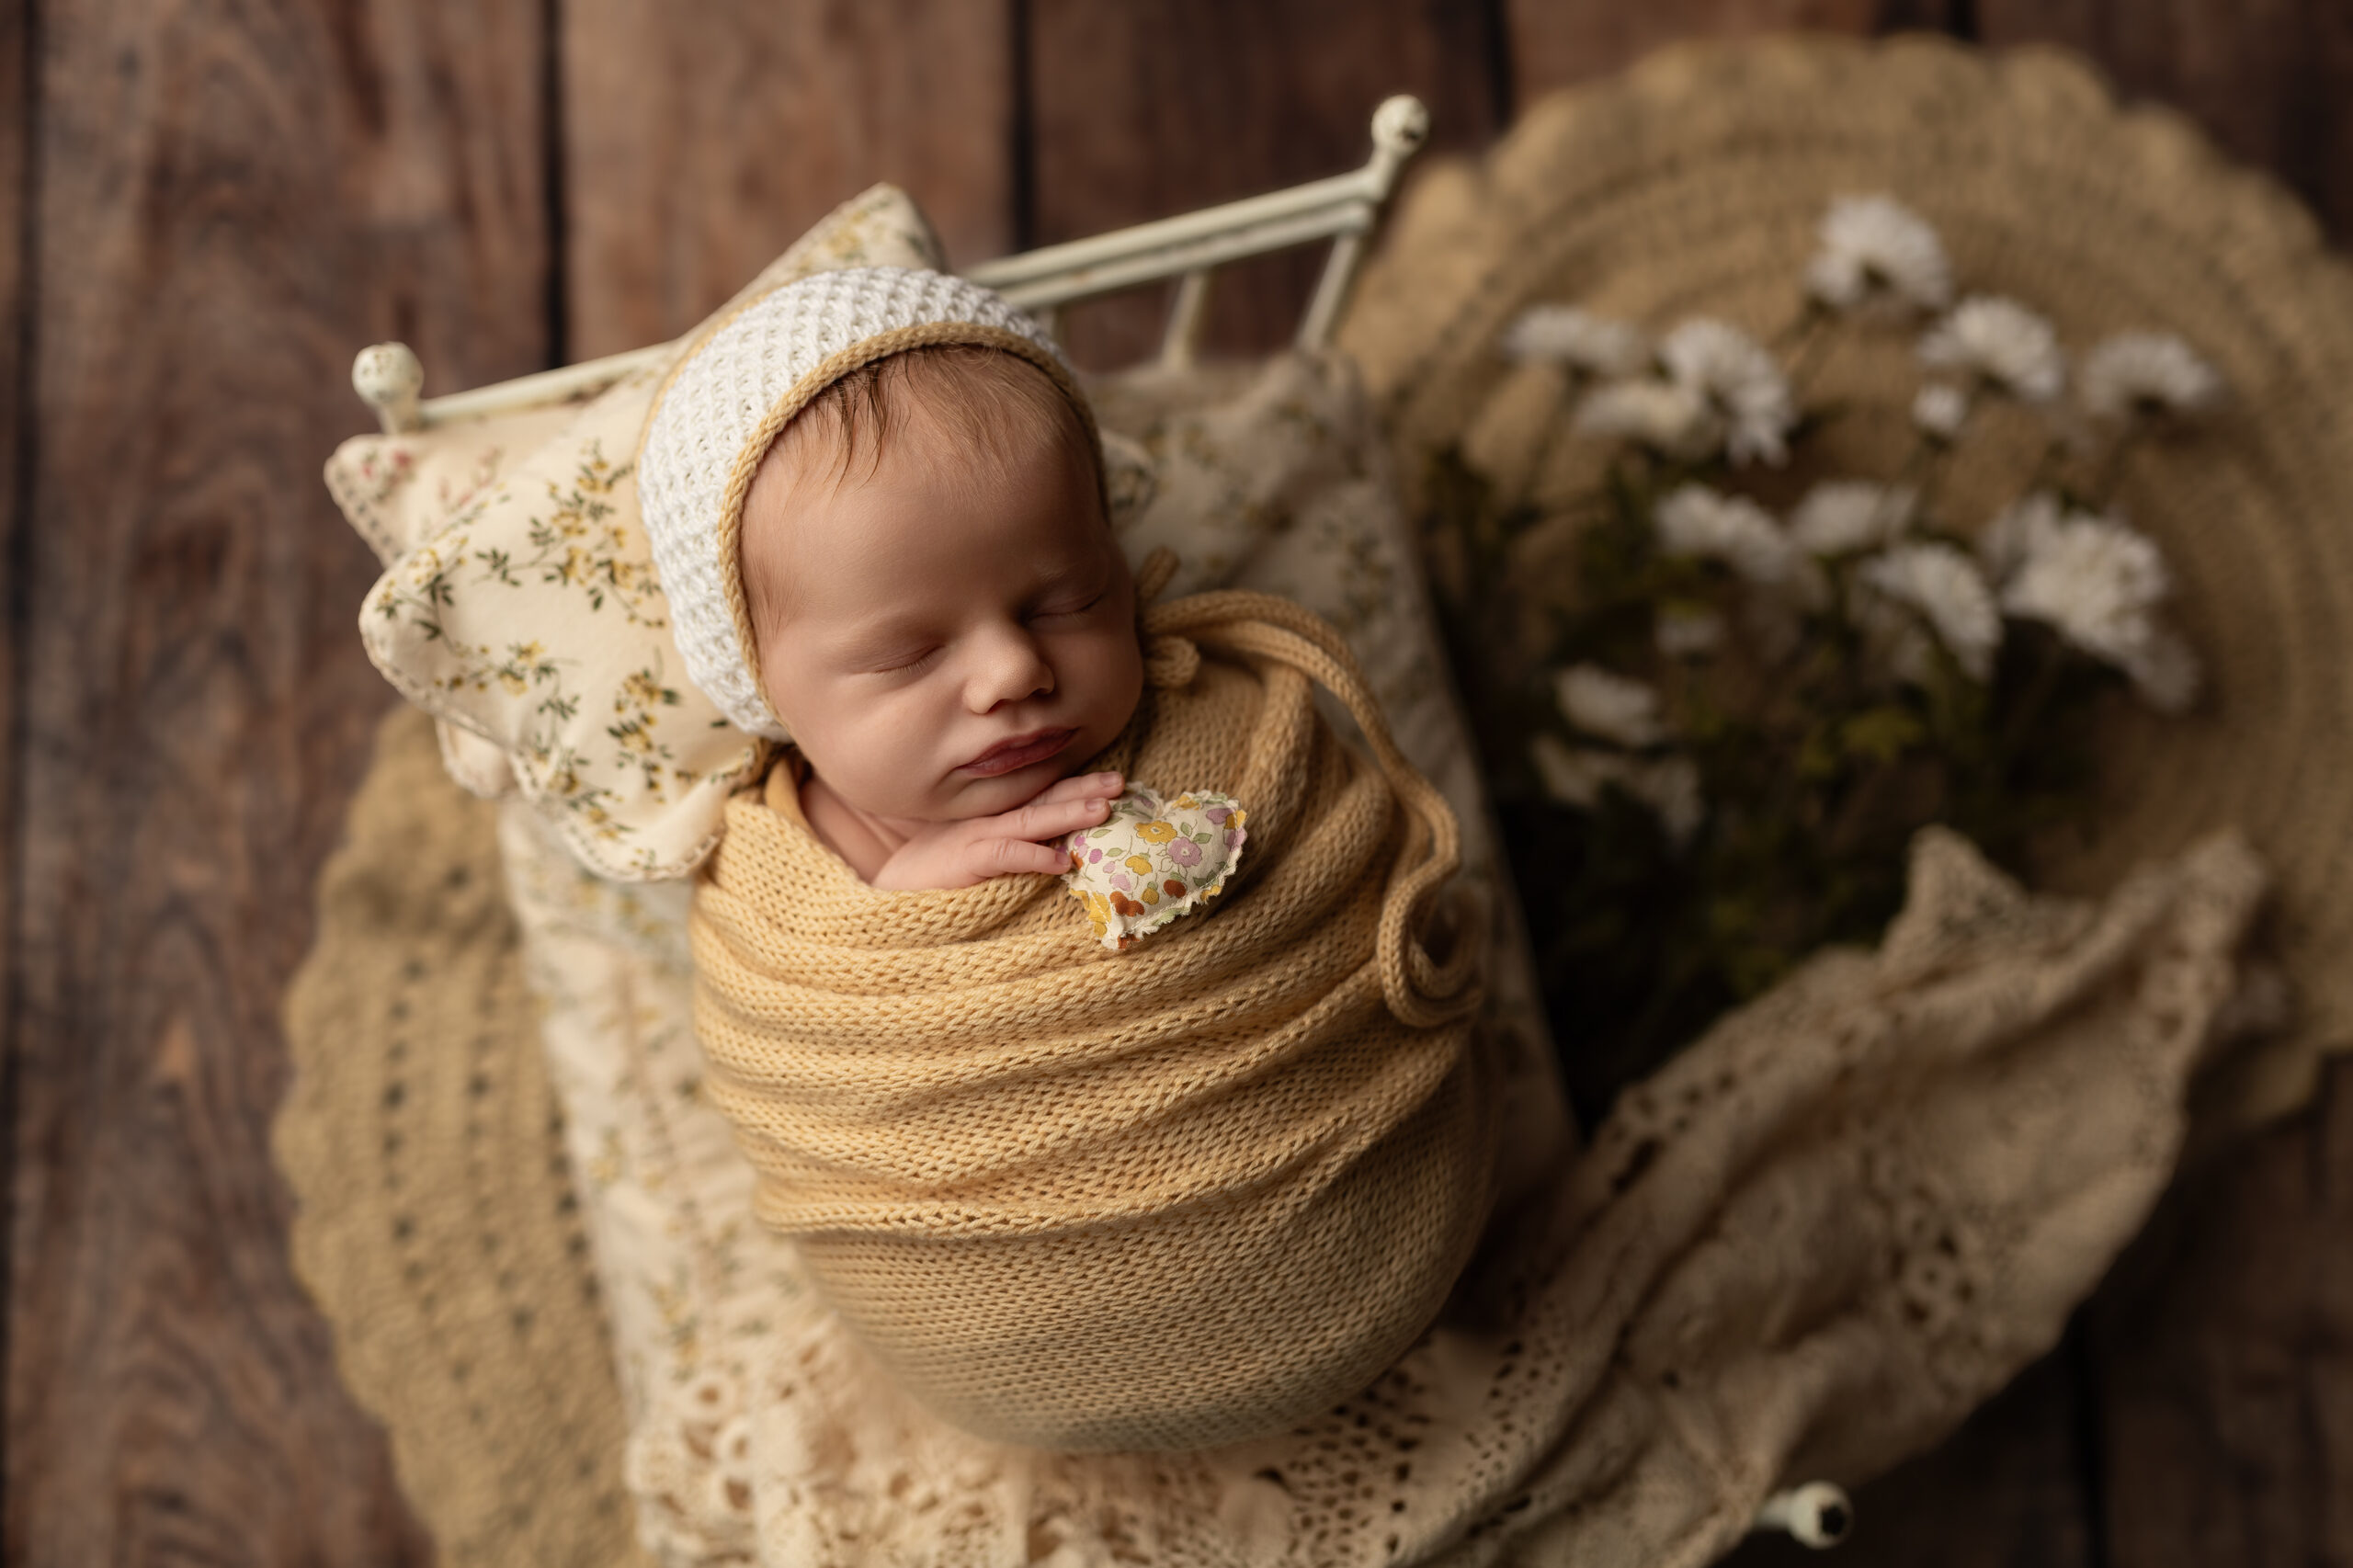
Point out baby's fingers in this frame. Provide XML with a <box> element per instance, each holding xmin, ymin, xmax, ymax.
<box><xmin>1033</xmin><ymin>770</ymin><xmax>1125</xmax><ymax>805</ymax></box>
<box><xmin>977</xmin><ymin>836</ymin><xmax>1075</xmax><ymax>880</ymax></box>
<box><xmin>1002</xmin><ymin>791</ymin><xmax>1115</xmax><ymax>844</ymax></box>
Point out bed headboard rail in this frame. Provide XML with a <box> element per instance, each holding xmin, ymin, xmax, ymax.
<box><xmin>353</xmin><ymin>96</ymin><xmax>1427</xmax><ymax>435</ymax></box>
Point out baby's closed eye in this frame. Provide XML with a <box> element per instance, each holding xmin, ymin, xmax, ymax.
<box><xmin>1029</xmin><ymin>592</ymin><xmax>1103</xmax><ymax>621</ymax></box>
<box><xmin>868</xmin><ymin>643</ymin><xmax>943</xmax><ymax>675</ymax></box>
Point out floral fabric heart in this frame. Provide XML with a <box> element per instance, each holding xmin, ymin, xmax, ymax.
<box><xmin>1062</xmin><ymin>786</ymin><xmax>1249</xmax><ymax>949</ymax></box>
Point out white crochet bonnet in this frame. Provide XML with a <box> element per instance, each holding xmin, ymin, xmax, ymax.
<box><xmin>636</xmin><ymin>267</ymin><xmax>1093</xmax><ymax>739</ymax></box>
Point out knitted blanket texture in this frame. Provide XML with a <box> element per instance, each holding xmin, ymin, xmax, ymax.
<box><xmin>690</xmin><ymin>590</ymin><xmax>1499</xmax><ymax>1450</ymax></box>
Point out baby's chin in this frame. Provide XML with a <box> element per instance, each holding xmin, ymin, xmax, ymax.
<box><xmin>933</xmin><ymin>750</ymin><xmax>1091</xmax><ymax>818</ymax></box>
<box><xmin>808</xmin><ymin>749</ymin><xmax>1078</xmax><ymax>827</ymax></box>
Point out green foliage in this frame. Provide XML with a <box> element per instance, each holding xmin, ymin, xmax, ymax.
<box><xmin>1420</xmin><ymin>449</ymin><xmax>2117</xmax><ymax>1130</ymax></box>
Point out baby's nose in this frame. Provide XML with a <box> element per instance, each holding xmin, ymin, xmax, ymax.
<box><xmin>966</xmin><ymin>624</ymin><xmax>1056</xmax><ymax>710</ymax></box>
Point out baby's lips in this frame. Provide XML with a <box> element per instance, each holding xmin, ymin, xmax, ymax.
<box><xmin>959</xmin><ymin>726</ymin><xmax>1077</xmax><ymax>777</ymax></box>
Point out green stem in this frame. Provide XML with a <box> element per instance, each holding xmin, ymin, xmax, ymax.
<box><xmin>1772</xmin><ymin>299</ymin><xmax>1827</xmax><ymax>352</ymax></box>
<box><xmin>1912</xmin><ymin>439</ymin><xmax>1959</xmax><ymax>525</ymax></box>
<box><xmin>1784</xmin><ymin>312</ymin><xmax>1838</xmax><ymax>399</ymax></box>
<box><xmin>1824</xmin><ymin>755</ymin><xmax>1900</xmax><ymax>858</ymax></box>
<box><xmin>1875</xmin><ymin>435</ymin><xmax>1938</xmax><ymax>535</ymax></box>
<box><xmin>2090</xmin><ymin>424</ymin><xmax>2144</xmax><ymax>509</ymax></box>
<box><xmin>2019</xmin><ymin>435</ymin><xmax>2069</xmax><ymax>502</ymax></box>
<box><xmin>1996</xmin><ymin>633</ymin><xmax>2068</xmax><ymax>777</ymax></box>
<box><xmin>1506</xmin><ymin>375</ymin><xmax>1585</xmax><ymax>515</ymax></box>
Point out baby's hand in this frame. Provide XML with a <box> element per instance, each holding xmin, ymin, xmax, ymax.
<box><xmin>869</xmin><ymin>773</ymin><xmax>1126</xmax><ymax>892</ymax></box>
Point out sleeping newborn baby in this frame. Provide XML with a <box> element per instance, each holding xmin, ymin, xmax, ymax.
<box><xmin>733</xmin><ymin>337</ymin><xmax>1140</xmax><ymax>892</ymax></box>
<box><xmin>638</xmin><ymin>267</ymin><xmax>1495</xmax><ymax>1452</ymax></box>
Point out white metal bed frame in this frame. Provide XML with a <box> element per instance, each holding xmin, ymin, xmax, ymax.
<box><xmin>342</xmin><ymin>92</ymin><xmax>1857</xmax><ymax>1554</ymax></box>
<box><xmin>354</xmin><ymin>95</ymin><xmax>1431</xmax><ymax>436</ymax></box>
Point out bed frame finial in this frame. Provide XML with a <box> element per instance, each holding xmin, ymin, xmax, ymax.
<box><xmin>1371</xmin><ymin>95</ymin><xmax>1430</xmax><ymax>162</ymax></box>
<box><xmin>353</xmin><ymin>343</ymin><xmax>426</xmax><ymax>435</ymax></box>
<box><xmin>1753</xmin><ymin>1482</ymin><xmax>1854</xmax><ymax>1550</ymax></box>
<box><xmin>1295</xmin><ymin>93</ymin><xmax>1428</xmax><ymax>349</ymax></box>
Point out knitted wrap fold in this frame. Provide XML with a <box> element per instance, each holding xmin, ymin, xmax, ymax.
<box><xmin>689</xmin><ymin>589</ymin><xmax>1496</xmax><ymax>1451</ymax></box>
<box><xmin>636</xmin><ymin>267</ymin><xmax>1089</xmax><ymax>738</ymax></box>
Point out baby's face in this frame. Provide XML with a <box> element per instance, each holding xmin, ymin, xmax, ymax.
<box><xmin>741</xmin><ymin>400</ymin><xmax>1142</xmax><ymax>826</ymax></box>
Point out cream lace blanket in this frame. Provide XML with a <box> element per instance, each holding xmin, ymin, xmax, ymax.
<box><xmin>508</xmin><ymin>787</ymin><xmax>2262</xmax><ymax>1563</ymax></box>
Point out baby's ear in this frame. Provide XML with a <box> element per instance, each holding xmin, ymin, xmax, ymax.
<box><xmin>1100</xmin><ymin>432</ymin><xmax>1157</xmax><ymax>533</ymax></box>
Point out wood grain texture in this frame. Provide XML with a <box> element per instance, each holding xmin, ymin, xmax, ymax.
<box><xmin>6</xmin><ymin>0</ymin><xmax>547</xmax><ymax>1561</ymax></box>
<box><xmin>5</xmin><ymin>5</ymin><xmax>2349</xmax><ymax>1557</ymax></box>
<box><xmin>1506</xmin><ymin>0</ymin><xmax>1959</xmax><ymax>102</ymax></box>
<box><xmin>560</xmin><ymin>0</ymin><xmax>1015</xmax><ymax>359</ymax></box>
<box><xmin>1722</xmin><ymin>1353</ymin><xmax>2095</xmax><ymax>1568</ymax></box>
<box><xmin>1977</xmin><ymin>0</ymin><xmax>2353</xmax><ymax>241</ymax></box>
<box><xmin>2086</xmin><ymin>1060</ymin><xmax>2353</xmax><ymax>1567</ymax></box>
<box><xmin>0</xmin><ymin>0</ymin><xmax>30</xmax><ymax>1441</ymax></box>
<box><xmin>1957</xmin><ymin>9</ymin><xmax>2353</xmax><ymax>1560</ymax></box>
<box><xmin>1027</xmin><ymin>0</ymin><xmax>1506</xmax><ymax>369</ymax></box>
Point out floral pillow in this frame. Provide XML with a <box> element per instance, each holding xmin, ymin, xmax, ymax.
<box><xmin>327</xmin><ymin>401</ymin><xmax>587</xmax><ymax>571</ymax></box>
<box><xmin>327</xmin><ymin>402</ymin><xmax>592</xmax><ymax>798</ymax></box>
<box><xmin>352</xmin><ymin>185</ymin><xmax>952</xmax><ymax>879</ymax></box>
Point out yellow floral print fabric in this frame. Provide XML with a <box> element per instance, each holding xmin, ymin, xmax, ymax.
<box><xmin>358</xmin><ymin>366</ymin><xmax>759</xmax><ymax>880</ymax></box>
<box><xmin>350</xmin><ymin>185</ymin><xmax>949</xmax><ymax>880</ymax></box>
<box><xmin>1062</xmin><ymin>787</ymin><xmax>1248</xmax><ymax>948</ymax></box>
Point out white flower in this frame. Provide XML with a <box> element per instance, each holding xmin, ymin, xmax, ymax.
<box><xmin>1806</xmin><ymin>195</ymin><xmax>1953</xmax><ymax>315</ymax></box>
<box><xmin>1529</xmin><ymin>735</ymin><xmax>1704</xmax><ymax>847</ymax></box>
<box><xmin>2079</xmin><ymin>332</ymin><xmax>2223</xmax><ymax>424</ymax></box>
<box><xmin>1658</xmin><ymin>318</ymin><xmax>1798</xmax><ymax>466</ymax></box>
<box><xmin>1977</xmin><ymin>491</ymin><xmax>2065</xmax><ymax>583</ymax></box>
<box><xmin>1655</xmin><ymin>483</ymin><xmax>1799</xmax><ymax>585</ymax></box>
<box><xmin>1918</xmin><ymin>295</ymin><xmax>2066</xmax><ymax>403</ymax></box>
<box><xmin>1655</xmin><ymin>605</ymin><xmax>1727</xmax><ymax>658</ymax></box>
<box><xmin>1996</xmin><ymin>505</ymin><xmax>2174</xmax><ymax>668</ymax></box>
<box><xmin>2119</xmin><ymin>625</ymin><xmax>2202</xmax><ymax>714</ymax></box>
<box><xmin>1502</xmin><ymin>305</ymin><xmax>1649</xmax><ymax>377</ymax></box>
<box><xmin>1530</xmin><ymin>733</ymin><xmax>1623</xmax><ymax>809</ymax></box>
<box><xmin>1984</xmin><ymin>494</ymin><xmax>2198</xmax><ymax>710</ymax></box>
<box><xmin>1912</xmin><ymin>381</ymin><xmax>1972</xmax><ymax>441</ymax></box>
<box><xmin>1859</xmin><ymin>542</ymin><xmax>2002</xmax><ymax>680</ymax></box>
<box><xmin>1575</xmin><ymin>379</ymin><xmax>1721</xmax><ymax>460</ymax></box>
<box><xmin>1854</xmin><ymin>593</ymin><xmax>1935</xmax><ymax>687</ymax></box>
<box><xmin>1638</xmin><ymin>756</ymin><xmax>1707</xmax><ymax>847</ymax></box>
<box><xmin>1553</xmin><ymin>663</ymin><xmax>1669</xmax><ymax>748</ymax></box>
<box><xmin>1789</xmin><ymin>480</ymin><xmax>1918</xmax><ymax>556</ymax></box>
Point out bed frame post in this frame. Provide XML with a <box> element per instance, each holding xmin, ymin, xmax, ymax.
<box><xmin>1298</xmin><ymin>95</ymin><xmax>1427</xmax><ymax>349</ymax></box>
<box><xmin>1159</xmin><ymin>269</ymin><xmax>1214</xmax><ymax>369</ymax></box>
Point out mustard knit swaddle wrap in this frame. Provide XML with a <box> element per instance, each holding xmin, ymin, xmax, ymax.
<box><xmin>691</xmin><ymin>590</ymin><xmax>1496</xmax><ymax>1451</ymax></box>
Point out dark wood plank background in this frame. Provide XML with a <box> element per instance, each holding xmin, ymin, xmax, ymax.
<box><xmin>5</xmin><ymin>2</ymin><xmax>2345</xmax><ymax>1562</ymax></box>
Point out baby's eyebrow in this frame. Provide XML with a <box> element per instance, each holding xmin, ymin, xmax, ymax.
<box><xmin>1026</xmin><ymin>552</ymin><xmax>1108</xmax><ymax>595</ymax></box>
